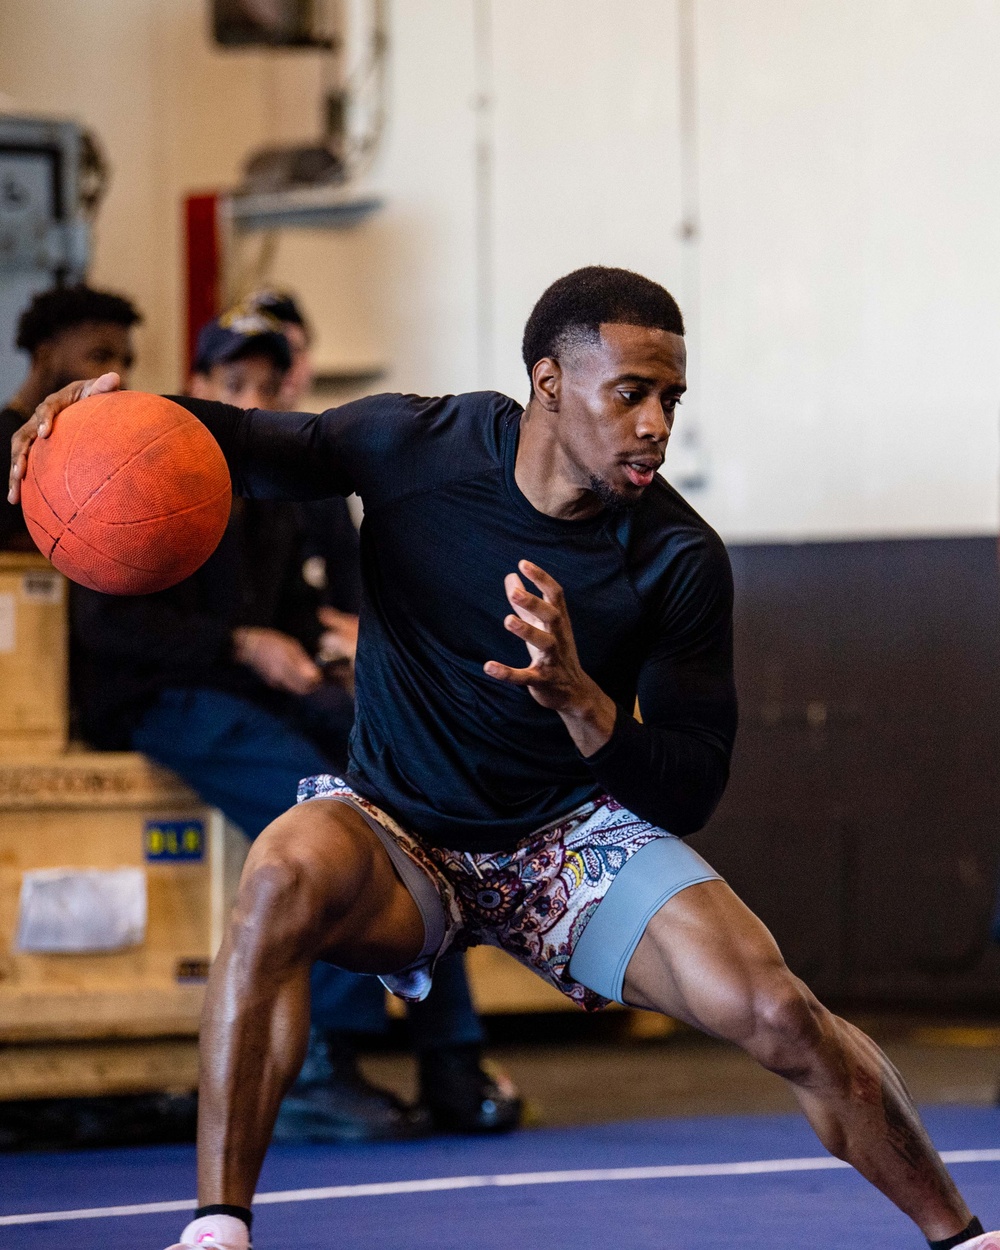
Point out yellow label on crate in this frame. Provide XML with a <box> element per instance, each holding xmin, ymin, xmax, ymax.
<box><xmin>144</xmin><ymin>819</ymin><xmax>205</xmax><ymax>862</ymax></box>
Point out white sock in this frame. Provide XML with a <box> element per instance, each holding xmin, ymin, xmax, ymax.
<box><xmin>176</xmin><ymin>1213</ymin><xmax>251</xmax><ymax>1249</ymax></box>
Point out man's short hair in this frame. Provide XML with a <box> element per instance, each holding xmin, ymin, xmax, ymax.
<box><xmin>522</xmin><ymin>266</ymin><xmax>684</xmax><ymax>392</ymax></box>
<box><xmin>16</xmin><ymin>285</ymin><xmax>142</xmax><ymax>355</ymax></box>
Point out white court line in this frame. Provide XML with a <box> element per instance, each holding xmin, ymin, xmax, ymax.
<box><xmin>2</xmin><ymin>1149</ymin><xmax>999</xmax><ymax>1228</ymax></box>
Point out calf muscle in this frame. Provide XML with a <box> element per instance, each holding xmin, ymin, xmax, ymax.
<box><xmin>623</xmin><ymin>881</ymin><xmax>970</xmax><ymax>1242</ymax></box>
<box><xmin>196</xmin><ymin>800</ymin><xmax>425</xmax><ymax>1207</ymax></box>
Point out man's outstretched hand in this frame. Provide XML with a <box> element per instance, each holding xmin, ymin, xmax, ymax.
<box><xmin>484</xmin><ymin>559</ymin><xmax>617</xmax><ymax>758</ymax></box>
<box><xmin>7</xmin><ymin>373</ymin><xmax>120</xmax><ymax>504</ymax></box>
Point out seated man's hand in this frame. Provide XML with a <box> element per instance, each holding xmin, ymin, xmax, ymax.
<box><xmin>316</xmin><ymin>606</ymin><xmax>359</xmax><ymax>665</ymax></box>
<box><xmin>8</xmin><ymin>373</ymin><xmax>121</xmax><ymax>504</ymax></box>
<box><xmin>233</xmin><ymin>626</ymin><xmax>323</xmax><ymax>695</ymax></box>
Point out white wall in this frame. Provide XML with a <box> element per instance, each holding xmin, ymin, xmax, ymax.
<box><xmin>1</xmin><ymin>1</ymin><xmax>998</xmax><ymax>540</ymax></box>
<box><xmin>488</xmin><ymin>0</ymin><xmax>686</xmax><ymax>393</ymax></box>
<box><xmin>298</xmin><ymin>0</ymin><xmax>1000</xmax><ymax>541</ymax></box>
<box><xmin>277</xmin><ymin>0</ymin><xmax>481</xmax><ymax>397</ymax></box>
<box><xmin>695</xmin><ymin>0</ymin><xmax>1000</xmax><ymax>540</ymax></box>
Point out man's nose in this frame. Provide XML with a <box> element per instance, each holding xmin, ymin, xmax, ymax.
<box><xmin>636</xmin><ymin>399</ymin><xmax>671</xmax><ymax>441</ymax></box>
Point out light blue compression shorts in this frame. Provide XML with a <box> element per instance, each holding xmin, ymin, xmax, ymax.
<box><xmin>298</xmin><ymin>775</ymin><xmax>722</xmax><ymax>1011</ymax></box>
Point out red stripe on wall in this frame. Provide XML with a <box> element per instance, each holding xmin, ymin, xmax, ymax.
<box><xmin>184</xmin><ymin>194</ymin><xmax>221</xmax><ymax>378</ymax></box>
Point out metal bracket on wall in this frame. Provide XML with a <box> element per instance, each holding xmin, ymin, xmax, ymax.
<box><xmin>226</xmin><ymin>185</ymin><xmax>384</xmax><ymax>234</ymax></box>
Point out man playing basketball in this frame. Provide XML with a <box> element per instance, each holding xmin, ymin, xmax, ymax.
<box><xmin>9</xmin><ymin>267</ymin><xmax>997</xmax><ymax>1250</ymax></box>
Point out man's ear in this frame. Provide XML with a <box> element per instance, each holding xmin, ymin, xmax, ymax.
<box><xmin>530</xmin><ymin>356</ymin><xmax>561</xmax><ymax>412</ymax></box>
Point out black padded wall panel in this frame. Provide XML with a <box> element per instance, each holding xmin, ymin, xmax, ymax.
<box><xmin>690</xmin><ymin>536</ymin><xmax>1000</xmax><ymax>1007</ymax></box>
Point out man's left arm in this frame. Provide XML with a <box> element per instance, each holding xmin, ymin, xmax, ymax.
<box><xmin>484</xmin><ymin>548</ymin><xmax>737</xmax><ymax>836</ymax></box>
<box><xmin>580</xmin><ymin>635</ymin><xmax>737</xmax><ymax>836</ymax></box>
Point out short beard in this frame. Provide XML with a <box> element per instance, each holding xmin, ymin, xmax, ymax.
<box><xmin>588</xmin><ymin>473</ymin><xmax>641</xmax><ymax>514</ymax></box>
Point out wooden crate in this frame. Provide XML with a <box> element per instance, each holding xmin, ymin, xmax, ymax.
<box><xmin>0</xmin><ymin>752</ymin><xmax>247</xmax><ymax>1099</ymax></box>
<box><xmin>0</xmin><ymin>553</ymin><xmax>68</xmax><ymax>756</ymax></box>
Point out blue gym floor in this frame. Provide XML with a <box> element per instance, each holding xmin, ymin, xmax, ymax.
<box><xmin>2</xmin><ymin>1106</ymin><xmax>998</xmax><ymax>1249</ymax></box>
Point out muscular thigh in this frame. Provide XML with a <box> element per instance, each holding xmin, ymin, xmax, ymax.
<box><xmin>238</xmin><ymin>799</ymin><xmax>425</xmax><ymax>975</ymax></box>
<box><xmin>622</xmin><ymin>879</ymin><xmax>792</xmax><ymax>1043</ymax></box>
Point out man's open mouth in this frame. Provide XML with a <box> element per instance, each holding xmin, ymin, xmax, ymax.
<box><xmin>623</xmin><ymin>462</ymin><xmax>658</xmax><ymax>488</ymax></box>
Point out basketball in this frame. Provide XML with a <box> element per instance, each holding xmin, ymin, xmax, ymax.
<box><xmin>20</xmin><ymin>391</ymin><xmax>232</xmax><ymax>595</ymax></box>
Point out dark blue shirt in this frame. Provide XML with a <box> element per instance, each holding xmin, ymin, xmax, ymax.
<box><xmin>175</xmin><ymin>390</ymin><xmax>737</xmax><ymax>853</ymax></box>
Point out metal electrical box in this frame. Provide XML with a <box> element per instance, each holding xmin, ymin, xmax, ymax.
<box><xmin>0</xmin><ymin>114</ymin><xmax>90</xmax><ymax>402</ymax></box>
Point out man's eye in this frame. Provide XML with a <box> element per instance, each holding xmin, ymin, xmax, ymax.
<box><xmin>619</xmin><ymin>389</ymin><xmax>641</xmax><ymax>403</ymax></box>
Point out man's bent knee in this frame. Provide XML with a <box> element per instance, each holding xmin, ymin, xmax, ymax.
<box><xmin>230</xmin><ymin>801</ymin><xmax>425</xmax><ymax>976</ymax></box>
<box><xmin>228</xmin><ymin>851</ymin><xmax>331</xmax><ymax>974</ymax></box>
<box><xmin>745</xmin><ymin>974</ymin><xmax>832</xmax><ymax>1079</ymax></box>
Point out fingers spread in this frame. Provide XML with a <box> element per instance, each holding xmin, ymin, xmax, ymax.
<box><xmin>504</xmin><ymin>614</ymin><xmax>552</xmax><ymax>651</ymax></box>
<box><xmin>518</xmin><ymin>559</ymin><xmax>565</xmax><ymax>605</ymax></box>
<box><xmin>505</xmin><ymin>573</ymin><xmax>556</xmax><ymax>628</ymax></box>
<box><xmin>483</xmin><ymin>660</ymin><xmax>538</xmax><ymax>685</ymax></box>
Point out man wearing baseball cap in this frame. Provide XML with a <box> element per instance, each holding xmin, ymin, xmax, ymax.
<box><xmin>189</xmin><ymin>309</ymin><xmax>292</xmax><ymax>410</ymax></box>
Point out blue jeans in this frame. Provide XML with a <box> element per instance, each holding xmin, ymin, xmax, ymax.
<box><xmin>133</xmin><ymin>687</ymin><xmax>483</xmax><ymax>1048</ymax></box>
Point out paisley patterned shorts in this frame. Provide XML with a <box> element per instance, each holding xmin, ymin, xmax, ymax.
<box><xmin>297</xmin><ymin>775</ymin><xmax>720</xmax><ymax>1012</ymax></box>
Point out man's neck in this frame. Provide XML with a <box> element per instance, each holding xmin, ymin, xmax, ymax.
<box><xmin>514</xmin><ymin>402</ymin><xmax>603</xmax><ymax>521</ymax></box>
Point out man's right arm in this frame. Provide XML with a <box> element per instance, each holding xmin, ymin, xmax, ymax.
<box><xmin>8</xmin><ymin>379</ymin><xmax>362</xmax><ymax>506</ymax></box>
<box><xmin>173</xmin><ymin>391</ymin><xmax>480</xmax><ymax>507</ymax></box>
<box><xmin>11</xmin><ymin>380</ymin><xmax>456</xmax><ymax>513</ymax></box>
<box><xmin>169</xmin><ymin>397</ymin><xmax>356</xmax><ymax>501</ymax></box>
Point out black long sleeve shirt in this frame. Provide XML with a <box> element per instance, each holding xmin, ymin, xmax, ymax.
<box><xmin>172</xmin><ymin>390</ymin><xmax>738</xmax><ymax>853</ymax></box>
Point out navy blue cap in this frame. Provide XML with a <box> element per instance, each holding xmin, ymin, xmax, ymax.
<box><xmin>193</xmin><ymin>309</ymin><xmax>292</xmax><ymax>374</ymax></box>
<box><xmin>244</xmin><ymin>288</ymin><xmax>307</xmax><ymax>330</ymax></box>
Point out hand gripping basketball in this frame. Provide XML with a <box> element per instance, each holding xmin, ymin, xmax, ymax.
<box><xmin>7</xmin><ymin>372</ymin><xmax>120</xmax><ymax>505</ymax></box>
<box><xmin>9</xmin><ymin>373</ymin><xmax>232</xmax><ymax>595</ymax></box>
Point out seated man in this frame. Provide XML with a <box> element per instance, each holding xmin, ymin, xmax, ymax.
<box><xmin>71</xmin><ymin>309</ymin><xmax>519</xmax><ymax>1140</ymax></box>
<box><xmin>1</xmin><ymin>284</ymin><xmax>140</xmax><ymax>551</ymax></box>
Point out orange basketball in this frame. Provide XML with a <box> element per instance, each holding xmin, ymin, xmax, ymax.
<box><xmin>20</xmin><ymin>391</ymin><xmax>232</xmax><ymax>595</ymax></box>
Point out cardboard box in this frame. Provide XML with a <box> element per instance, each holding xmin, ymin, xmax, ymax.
<box><xmin>0</xmin><ymin>553</ymin><xmax>68</xmax><ymax>756</ymax></box>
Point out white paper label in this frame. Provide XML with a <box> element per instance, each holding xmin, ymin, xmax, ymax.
<box><xmin>21</xmin><ymin>571</ymin><xmax>63</xmax><ymax>604</ymax></box>
<box><xmin>0</xmin><ymin>593</ymin><xmax>14</xmax><ymax>653</ymax></box>
<box><xmin>16</xmin><ymin>867</ymin><xmax>148</xmax><ymax>953</ymax></box>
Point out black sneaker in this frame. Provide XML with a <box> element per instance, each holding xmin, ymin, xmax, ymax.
<box><xmin>417</xmin><ymin>1043</ymin><xmax>522</xmax><ymax>1134</ymax></box>
<box><xmin>273</xmin><ymin>1030</ymin><xmax>430</xmax><ymax>1143</ymax></box>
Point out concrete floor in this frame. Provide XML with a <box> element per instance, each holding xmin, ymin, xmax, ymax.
<box><xmin>361</xmin><ymin>1013</ymin><xmax>1000</xmax><ymax>1127</ymax></box>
